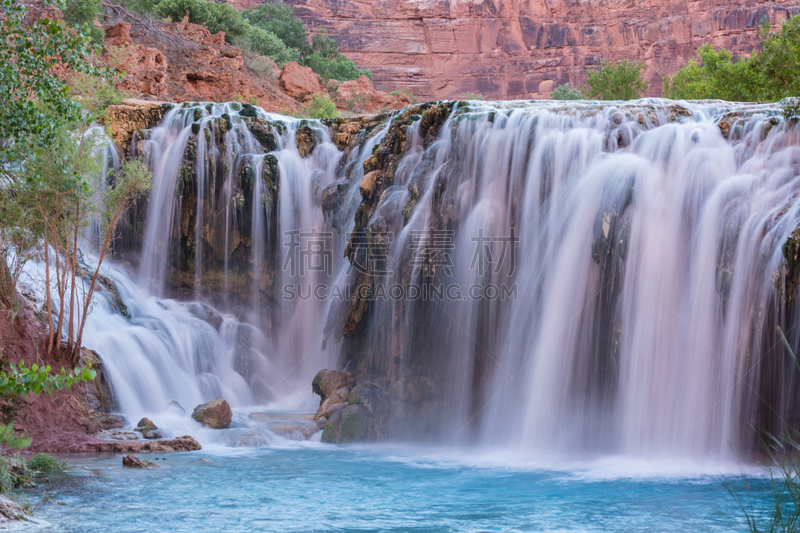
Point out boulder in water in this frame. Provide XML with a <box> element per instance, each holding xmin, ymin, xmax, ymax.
<box><xmin>312</xmin><ymin>370</ymin><xmax>355</xmax><ymax>401</ymax></box>
<box><xmin>122</xmin><ymin>455</ymin><xmax>157</xmax><ymax>468</ymax></box>
<box><xmin>191</xmin><ymin>399</ymin><xmax>232</xmax><ymax>429</ymax></box>
<box><xmin>134</xmin><ymin>418</ymin><xmax>162</xmax><ymax>439</ymax></box>
<box><xmin>312</xmin><ymin>370</ymin><xmax>356</xmax><ymax>429</ymax></box>
<box><xmin>136</xmin><ymin>418</ymin><xmax>156</xmax><ymax>431</ymax></box>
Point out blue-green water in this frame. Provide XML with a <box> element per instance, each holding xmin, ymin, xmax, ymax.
<box><xmin>22</xmin><ymin>443</ymin><xmax>769</xmax><ymax>532</ymax></box>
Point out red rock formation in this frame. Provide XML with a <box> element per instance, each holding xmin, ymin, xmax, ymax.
<box><xmin>271</xmin><ymin>0</ymin><xmax>800</xmax><ymax>100</ymax></box>
<box><xmin>101</xmin><ymin>16</ymin><xmax>409</xmax><ymax>114</ymax></box>
<box><xmin>279</xmin><ymin>61</ymin><xmax>325</xmax><ymax>101</ymax></box>
<box><xmin>102</xmin><ymin>17</ymin><xmax>299</xmax><ymax>112</ymax></box>
<box><xmin>336</xmin><ymin>75</ymin><xmax>412</xmax><ymax>111</ymax></box>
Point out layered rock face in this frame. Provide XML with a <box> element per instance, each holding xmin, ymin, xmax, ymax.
<box><xmin>265</xmin><ymin>0</ymin><xmax>800</xmax><ymax>100</ymax></box>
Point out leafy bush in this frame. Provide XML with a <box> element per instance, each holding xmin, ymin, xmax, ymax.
<box><xmin>62</xmin><ymin>0</ymin><xmax>105</xmax><ymax>43</ymax></box>
<box><xmin>662</xmin><ymin>44</ymin><xmax>757</xmax><ymax>101</ymax></box>
<box><xmin>154</xmin><ymin>0</ymin><xmax>250</xmax><ymax>42</ymax></box>
<box><xmin>243</xmin><ymin>1</ymin><xmax>310</xmax><ymax>52</ymax></box>
<box><xmin>28</xmin><ymin>454</ymin><xmax>67</xmax><ymax>474</ymax></box>
<box><xmin>461</xmin><ymin>92</ymin><xmax>484</xmax><ymax>100</ymax></box>
<box><xmin>146</xmin><ymin>0</ymin><xmax>371</xmax><ymax>81</ymax></box>
<box><xmin>663</xmin><ymin>15</ymin><xmax>800</xmax><ymax>102</ymax></box>
<box><xmin>301</xmin><ymin>51</ymin><xmax>370</xmax><ymax>83</ymax></box>
<box><xmin>585</xmin><ymin>59</ymin><xmax>648</xmax><ymax>100</ymax></box>
<box><xmin>297</xmin><ymin>93</ymin><xmax>339</xmax><ymax>119</ymax></box>
<box><xmin>0</xmin><ymin>362</ymin><xmax>96</xmax><ymax>397</ymax></box>
<box><xmin>550</xmin><ymin>83</ymin><xmax>584</xmax><ymax>100</ymax></box>
<box><xmin>243</xmin><ymin>27</ymin><xmax>299</xmax><ymax>67</ymax></box>
<box><xmin>0</xmin><ymin>455</ymin><xmax>31</xmax><ymax>494</ymax></box>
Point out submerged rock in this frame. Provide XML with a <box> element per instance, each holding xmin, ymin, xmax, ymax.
<box><xmin>191</xmin><ymin>399</ymin><xmax>232</xmax><ymax>429</ymax></box>
<box><xmin>122</xmin><ymin>455</ymin><xmax>158</xmax><ymax>468</ymax></box>
<box><xmin>95</xmin><ymin>435</ymin><xmax>201</xmax><ymax>453</ymax></box>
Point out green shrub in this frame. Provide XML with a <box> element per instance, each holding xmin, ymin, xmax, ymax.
<box><xmin>662</xmin><ymin>44</ymin><xmax>757</xmax><ymax>101</ymax></box>
<box><xmin>585</xmin><ymin>59</ymin><xmax>647</xmax><ymax>100</ymax></box>
<box><xmin>461</xmin><ymin>92</ymin><xmax>484</xmax><ymax>100</ymax></box>
<box><xmin>154</xmin><ymin>0</ymin><xmax>250</xmax><ymax>42</ymax></box>
<box><xmin>243</xmin><ymin>1</ymin><xmax>310</xmax><ymax>53</ymax></box>
<box><xmin>62</xmin><ymin>0</ymin><xmax>105</xmax><ymax>43</ymax></box>
<box><xmin>301</xmin><ymin>50</ymin><xmax>370</xmax><ymax>83</ymax></box>
<box><xmin>28</xmin><ymin>454</ymin><xmax>67</xmax><ymax>474</ymax></box>
<box><xmin>550</xmin><ymin>83</ymin><xmax>584</xmax><ymax>100</ymax></box>
<box><xmin>244</xmin><ymin>27</ymin><xmax>299</xmax><ymax>67</ymax></box>
<box><xmin>297</xmin><ymin>93</ymin><xmax>339</xmax><ymax>119</ymax></box>
<box><xmin>663</xmin><ymin>15</ymin><xmax>800</xmax><ymax>102</ymax></box>
<box><xmin>0</xmin><ymin>455</ymin><xmax>31</xmax><ymax>494</ymax></box>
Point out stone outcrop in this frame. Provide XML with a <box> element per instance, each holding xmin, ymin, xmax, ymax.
<box><xmin>280</xmin><ymin>61</ymin><xmax>325</xmax><ymax>102</ymax></box>
<box><xmin>104</xmin><ymin>100</ymin><xmax>173</xmax><ymax>154</ymax></box>
<box><xmin>191</xmin><ymin>399</ymin><xmax>233</xmax><ymax>429</ymax></box>
<box><xmin>100</xmin><ymin>16</ymin><xmax>408</xmax><ymax>114</ymax></box>
<box><xmin>335</xmin><ymin>75</ymin><xmax>412</xmax><ymax>112</ymax></box>
<box><xmin>311</xmin><ymin>370</ymin><xmax>389</xmax><ymax>443</ymax></box>
<box><xmin>0</xmin><ymin>495</ymin><xmax>29</xmax><ymax>522</ymax></box>
<box><xmin>134</xmin><ymin>417</ymin><xmax>162</xmax><ymax>439</ymax></box>
<box><xmin>279</xmin><ymin>0</ymin><xmax>800</xmax><ymax>100</ymax></box>
<box><xmin>101</xmin><ymin>16</ymin><xmax>298</xmax><ymax>113</ymax></box>
<box><xmin>94</xmin><ymin>435</ymin><xmax>202</xmax><ymax>453</ymax></box>
<box><xmin>122</xmin><ymin>454</ymin><xmax>158</xmax><ymax>468</ymax></box>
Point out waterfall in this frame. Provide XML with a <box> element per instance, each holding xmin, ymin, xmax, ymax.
<box><xmin>16</xmin><ymin>98</ymin><xmax>800</xmax><ymax>458</ymax></box>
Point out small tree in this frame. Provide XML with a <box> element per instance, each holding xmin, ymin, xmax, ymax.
<box><xmin>297</xmin><ymin>93</ymin><xmax>339</xmax><ymax>119</ymax></box>
<box><xmin>585</xmin><ymin>59</ymin><xmax>648</xmax><ymax>100</ymax></box>
<box><xmin>550</xmin><ymin>83</ymin><xmax>584</xmax><ymax>100</ymax></box>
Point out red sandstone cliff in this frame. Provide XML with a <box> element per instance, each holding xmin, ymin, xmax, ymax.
<box><xmin>258</xmin><ymin>0</ymin><xmax>800</xmax><ymax>100</ymax></box>
<box><xmin>101</xmin><ymin>10</ymin><xmax>407</xmax><ymax>113</ymax></box>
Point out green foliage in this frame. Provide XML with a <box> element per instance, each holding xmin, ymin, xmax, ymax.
<box><xmin>550</xmin><ymin>83</ymin><xmax>584</xmax><ymax>100</ymax></box>
<box><xmin>663</xmin><ymin>44</ymin><xmax>759</xmax><ymax>101</ymax></box>
<box><xmin>0</xmin><ymin>426</ymin><xmax>31</xmax><ymax>450</ymax></box>
<box><xmin>297</xmin><ymin>93</ymin><xmax>339</xmax><ymax>119</ymax></box>
<box><xmin>61</xmin><ymin>0</ymin><xmax>105</xmax><ymax>43</ymax></box>
<box><xmin>301</xmin><ymin>50</ymin><xmax>370</xmax><ymax>83</ymax></box>
<box><xmin>663</xmin><ymin>15</ymin><xmax>800</xmax><ymax>102</ymax></box>
<box><xmin>0</xmin><ymin>0</ymin><xmax>98</xmax><ymax>155</ymax></box>
<box><xmin>154</xmin><ymin>0</ymin><xmax>250</xmax><ymax>41</ymax></box>
<box><xmin>243</xmin><ymin>1</ymin><xmax>309</xmax><ymax>52</ymax></box>
<box><xmin>782</xmin><ymin>98</ymin><xmax>800</xmax><ymax>120</ymax></box>
<box><xmin>0</xmin><ymin>454</ymin><xmax>32</xmax><ymax>493</ymax></box>
<box><xmin>27</xmin><ymin>454</ymin><xmax>67</xmax><ymax>474</ymax></box>
<box><xmin>244</xmin><ymin>26</ymin><xmax>299</xmax><ymax>67</ymax></box>
<box><xmin>461</xmin><ymin>92</ymin><xmax>484</xmax><ymax>100</ymax></box>
<box><xmin>0</xmin><ymin>362</ymin><xmax>96</xmax><ymax>397</ymax></box>
<box><xmin>585</xmin><ymin>59</ymin><xmax>648</xmax><ymax>100</ymax></box>
<box><xmin>150</xmin><ymin>0</ymin><xmax>370</xmax><ymax>81</ymax></box>
<box><xmin>69</xmin><ymin>71</ymin><xmax>131</xmax><ymax>122</ymax></box>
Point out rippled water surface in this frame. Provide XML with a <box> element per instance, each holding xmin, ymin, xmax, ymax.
<box><xmin>24</xmin><ymin>443</ymin><xmax>767</xmax><ymax>532</ymax></box>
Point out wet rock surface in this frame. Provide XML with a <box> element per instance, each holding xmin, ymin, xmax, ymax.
<box><xmin>0</xmin><ymin>495</ymin><xmax>28</xmax><ymax>522</ymax></box>
<box><xmin>122</xmin><ymin>454</ymin><xmax>158</xmax><ymax>468</ymax></box>
<box><xmin>192</xmin><ymin>400</ymin><xmax>233</xmax><ymax>429</ymax></box>
<box><xmin>312</xmin><ymin>370</ymin><xmax>389</xmax><ymax>443</ymax></box>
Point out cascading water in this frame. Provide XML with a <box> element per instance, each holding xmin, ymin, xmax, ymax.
<box><xmin>17</xmin><ymin>98</ymin><xmax>800</xmax><ymax>459</ymax></box>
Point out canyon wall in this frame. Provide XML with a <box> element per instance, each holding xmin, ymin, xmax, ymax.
<box><xmin>240</xmin><ymin>0</ymin><xmax>800</xmax><ymax>101</ymax></box>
